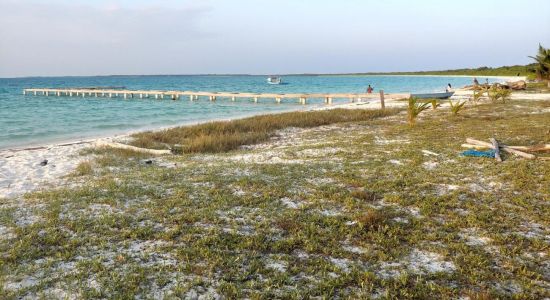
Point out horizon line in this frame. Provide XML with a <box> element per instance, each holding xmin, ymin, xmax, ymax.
<box><xmin>0</xmin><ymin>64</ymin><xmax>533</xmax><ymax>79</ymax></box>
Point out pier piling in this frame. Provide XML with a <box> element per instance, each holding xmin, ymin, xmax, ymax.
<box><xmin>379</xmin><ymin>90</ymin><xmax>385</xmax><ymax>109</ymax></box>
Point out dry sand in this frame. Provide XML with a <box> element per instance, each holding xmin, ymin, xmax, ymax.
<box><xmin>0</xmin><ymin>137</ymin><xmax>122</xmax><ymax>199</ymax></box>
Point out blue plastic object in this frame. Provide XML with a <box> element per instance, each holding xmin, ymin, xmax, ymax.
<box><xmin>461</xmin><ymin>149</ymin><xmax>496</xmax><ymax>158</ymax></box>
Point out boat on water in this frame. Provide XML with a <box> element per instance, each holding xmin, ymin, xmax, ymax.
<box><xmin>410</xmin><ymin>91</ymin><xmax>454</xmax><ymax>99</ymax></box>
<box><xmin>267</xmin><ymin>76</ymin><xmax>282</xmax><ymax>85</ymax></box>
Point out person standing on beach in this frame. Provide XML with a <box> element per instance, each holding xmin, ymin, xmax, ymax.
<box><xmin>367</xmin><ymin>85</ymin><xmax>374</xmax><ymax>94</ymax></box>
<box><xmin>446</xmin><ymin>83</ymin><xmax>453</xmax><ymax>92</ymax></box>
<box><xmin>473</xmin><ymin>78</ymin><xmax>479</xmax><ymax>86</ymax></box>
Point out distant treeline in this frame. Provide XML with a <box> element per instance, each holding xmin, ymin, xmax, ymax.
<box><xmin>303</xmin><ymin>64</ymin><xmax>536</xmax><ymax>77</ymax></box>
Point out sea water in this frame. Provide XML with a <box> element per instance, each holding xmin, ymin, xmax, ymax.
<box><xmin>0</xmin><ymin>75</ymin><xmax>503</xmax><ymax>149</ymax></box>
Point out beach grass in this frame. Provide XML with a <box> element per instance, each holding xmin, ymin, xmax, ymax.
<box><xmin>130</xmin><ymin>108</ymin><xmax>400</xmax><ymax>153</ymax></box>
<box><xmin>1</xmin><ymin>98</ymin><xmax>549</xmax><ymax>299</ymax></box>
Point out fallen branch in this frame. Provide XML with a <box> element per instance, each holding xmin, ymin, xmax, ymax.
<box><xmin>95</xmin><ymin>141</ymin><xmax>172</xmax><ymax>155</ymax></box>
<box><xmin>508</xmin><ymin>144</ymin><xmax>550</xmax><ymax>152</ymax></box>
<box><xmin>490</xmin><ymin>138</ymin><xmax>502</xmax><ymax>162</ymax></box>
<box><xmin>461</xmin><ymin>143</ymin><xmax>550</xmax><ymax>152</ymax></box>
<box><xmin>461</xmin><ymin>143</ymin><xmax>489</xmax><ymax>150</ymax></box>
<box><xmin>466</xmin><ymin>138</ymin><xmax>536</xmax><ymax>160</ymax></box>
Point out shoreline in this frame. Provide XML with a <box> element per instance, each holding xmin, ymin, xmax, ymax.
<box><xmin>1</xmin><ymin>76</ymin><xmax>521</xmax><ymax>151</ymax></box>
<box><xmin>0</xmin><ymin>75</ymin><xmax>526</xmax><ymax>152</ymax></box>
<box><xmin>0</xmin><ymin>103</ymin><xmax>326</xmax><ymax>153</ymax></box>
<box><xmin>3</xmin><ymin>94</ymin><xmax>411</xmax><ymax>153</ymax></box>
<box><xmin>0</xmin><ymin>100</ymin><xmax>390</xmax><ymax>199</ymax></box>
<box><xmin>1</xmin><ymin>88</ymin><xmax>548</xmax><ymax>199</ymax></box>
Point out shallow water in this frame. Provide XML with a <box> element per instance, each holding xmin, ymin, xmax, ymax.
<box><xmin>0</xmin><ymin>75</ymin><xmax>501</xmax><ymax>149</ymax></box>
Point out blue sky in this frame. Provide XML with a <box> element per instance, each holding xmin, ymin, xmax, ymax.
<box><xmin>0</xmin><ymin>0</ymin><xmax>549</xmax><ymax>77</ymax></box>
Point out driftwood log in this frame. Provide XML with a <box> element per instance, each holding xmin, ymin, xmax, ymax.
<box><xmin>504</xmin><ymin>80</ymin><xmax>527</xmax><ymax>90</ymax></box>
<box><xmin>461</xmin><ymin>144</ymin><xmax>489</xmax><ymax>150</ymax></box>
<box><xmin>461</xmin><ymin>143</ymin><xmax>550</xmax><ymax>152</ymax></box>
<box><xmin>509</xmin><ymin>144</ymin><xmax>550</xmax><ymax>152</ymax></box>
<box><xmin>466</xmin><ymin>138</ymin><xmax>536</xmax><ymax>160</ymax></box>
<box><xmin>95</xmin><ymin>141</ymin><xmax>172</xmax><ymax>155</ymax></box>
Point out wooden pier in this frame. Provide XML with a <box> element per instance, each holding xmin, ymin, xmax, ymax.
<box><xmin>22</xmin><ymin>88</ymin><xmax>408</xmax><ymax>105</ymax></box>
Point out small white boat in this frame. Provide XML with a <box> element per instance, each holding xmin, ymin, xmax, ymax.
<box><xmin>410</xmin><ymin>91</ymin><xmax>454</xmax><ymax>99</ymax></box>
<box><xmin>267</xmin><ymin>76</ymin><xmax>282</xmax><ymax>85</ymax></box>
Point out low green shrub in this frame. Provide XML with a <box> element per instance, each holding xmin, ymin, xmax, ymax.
<box><xmin>407</xmin><ymin>97</ymin><xmax>431</xmax><ymax>126</ymax></box>
<box><xmin>449</xmin><ymin>101</ymin><xmax>467</xmax><ymax>115</ymax></box>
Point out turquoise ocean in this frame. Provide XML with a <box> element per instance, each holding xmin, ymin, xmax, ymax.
<box><xmin>0</xmin><ymin>75</ymin><xmax>504</xmax><ymax>149</ymax></box>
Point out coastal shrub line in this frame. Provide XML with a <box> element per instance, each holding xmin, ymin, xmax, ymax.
<box><xmin>130</xmin><ymin>108</ymin><xmax>400</xmax><ymax>153</ymax></box>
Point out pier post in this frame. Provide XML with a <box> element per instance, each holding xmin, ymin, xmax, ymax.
<box><xmin>300</xmin><ymin>97</ymin><xmax>307</xmax><ymax>105</ymax></box>
<box><xmin>276</xmin><ymin>97</ymin><xmax>281</xmax><ymax>104</ymax></box>
<box><xmin>45</xmin><ymin>91</ymin><xmax>49</xmax><ymax>96</ymax></box>
<box><xmin>231</xmin><ymin>96</ymin><xmax>236</xmax><ymax>102</ymax></box>
<box><xmin>109</xmin><ymin>93</ymin><xmax>112</xmax><ymax>98</ymax></box>
<box><xmin>94</xmin><ymin>93</ymin><xmax>98</xmax><ymax>97</ymax></box>
<box><xmin>171</xmin><ymin>94</ymin><xmax>176</xmax><ymax>100</ymax></box>
<box><xmin>124</xmin><ymin>93</ymin><xmax>127</xmax><ymax>99</ymax></box>
<box><xmin>155</xmin><ymin>94</ymin><xmax>159</xmax><ymax>99</ymax></box>
<box><xmin>254</xmin><ymin>97</ymin><xmax>258</xmax><ymax>103</ymax></box>
<box><xmin>82</xmin><ymin>92</ymin><xmax>85</xmax><ymax>98</ymax></box>
<box><xmin>379</xmin><ymin>90</ymin><xmax>385</xmax><ymax>109</ymax></box>
<box><xmin>70</xmin><ymin>92</ymin><xmax>73</xmax><ymax>97</ymax></box>
<box><xmin>140</xmin><ymin>94</ymin><xmax>143</xmax><ymax>99</ymax></box>
<box><xmin>23</xmin><ymin>90</ymin><xmax>26</xmax><ymax>95</ymax></box>
<box><xmin>327</xmin><ymin>97</ymin><xmax>333</xmax><ymax>105</ymax></box>
<box><xmin>57</xmin><ymin>92</ymin><xmax>61</xmax><ymax>96</ymax></box>
<box><xmin>34</xmin><ymin>91</ymin><xmax>37</xmax><ymax>96</ymax></box>
<box><xmin>189</xmin><ymin>95</ymin><xmax>194</xmax><ymax>101</ymax></box>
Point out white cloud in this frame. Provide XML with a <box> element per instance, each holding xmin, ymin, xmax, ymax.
<box><xmin>0</xmin><ymin>0</ymin><xmax>213</xmax><ymax>76</ymax></box>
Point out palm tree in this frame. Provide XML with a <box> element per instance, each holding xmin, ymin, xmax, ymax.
<box><xmin>529</xmin><ymin>44</ymin><xmax>550</xmax><ymax>86</ymax></box>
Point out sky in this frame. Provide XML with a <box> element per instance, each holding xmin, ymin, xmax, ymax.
<box><xmin>1</xmin><ymin>0</ymin><xmax>549</xmax><ymax>77</ymax></box>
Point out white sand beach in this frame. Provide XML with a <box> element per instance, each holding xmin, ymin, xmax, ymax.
<box><xmin>0</xmin><ymin>137</ymin><xmax>120</xmax><ymax>199</ymax></box>
<box><xmin>0</xmin><ymin>99</ymin><xmax>401</xmax><ymax>199</ymax></box>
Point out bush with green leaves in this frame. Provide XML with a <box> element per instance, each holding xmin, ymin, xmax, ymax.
<box><xmin>472</xmin><ymin>89</ymin><xmax>483</xmax><ymax>105</ymax></box>
<box><xmin>407</xmin><ymin>97</ymin><xmax>431</xmax><ymax>126</ymax></box>
<box><xmin>488</xmin><ymin>86</ymin><xmax>512</xmax><ymax>103</ymax></box>
<box><xmin>498</xmin><ymin>88</ymin><xmax>512</xmax><ymax>103</ymax></box>
<box><xmin>430</xmin><ymin>99</ymin><xmax>440</xmax><ymax>110</ymax></box>
<box><xmin>449</xmin><ymin>100</ymin><xmax>467</xmax><ymax>115</ymax></box>
<box><xmin>488</xmin><ymin>86</ymin><xmax>500</xmax><ymax>102</ymax></box>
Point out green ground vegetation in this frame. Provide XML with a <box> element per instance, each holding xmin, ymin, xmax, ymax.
<box><xmin>130</xmin><ymin>109</ymin><xmax>398</xmax><ymax>153</ymax></box>
<box><xmin>1</xmin><ymin>96</ymin><xmax>549</xmax><ymax>299</ymax></box>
